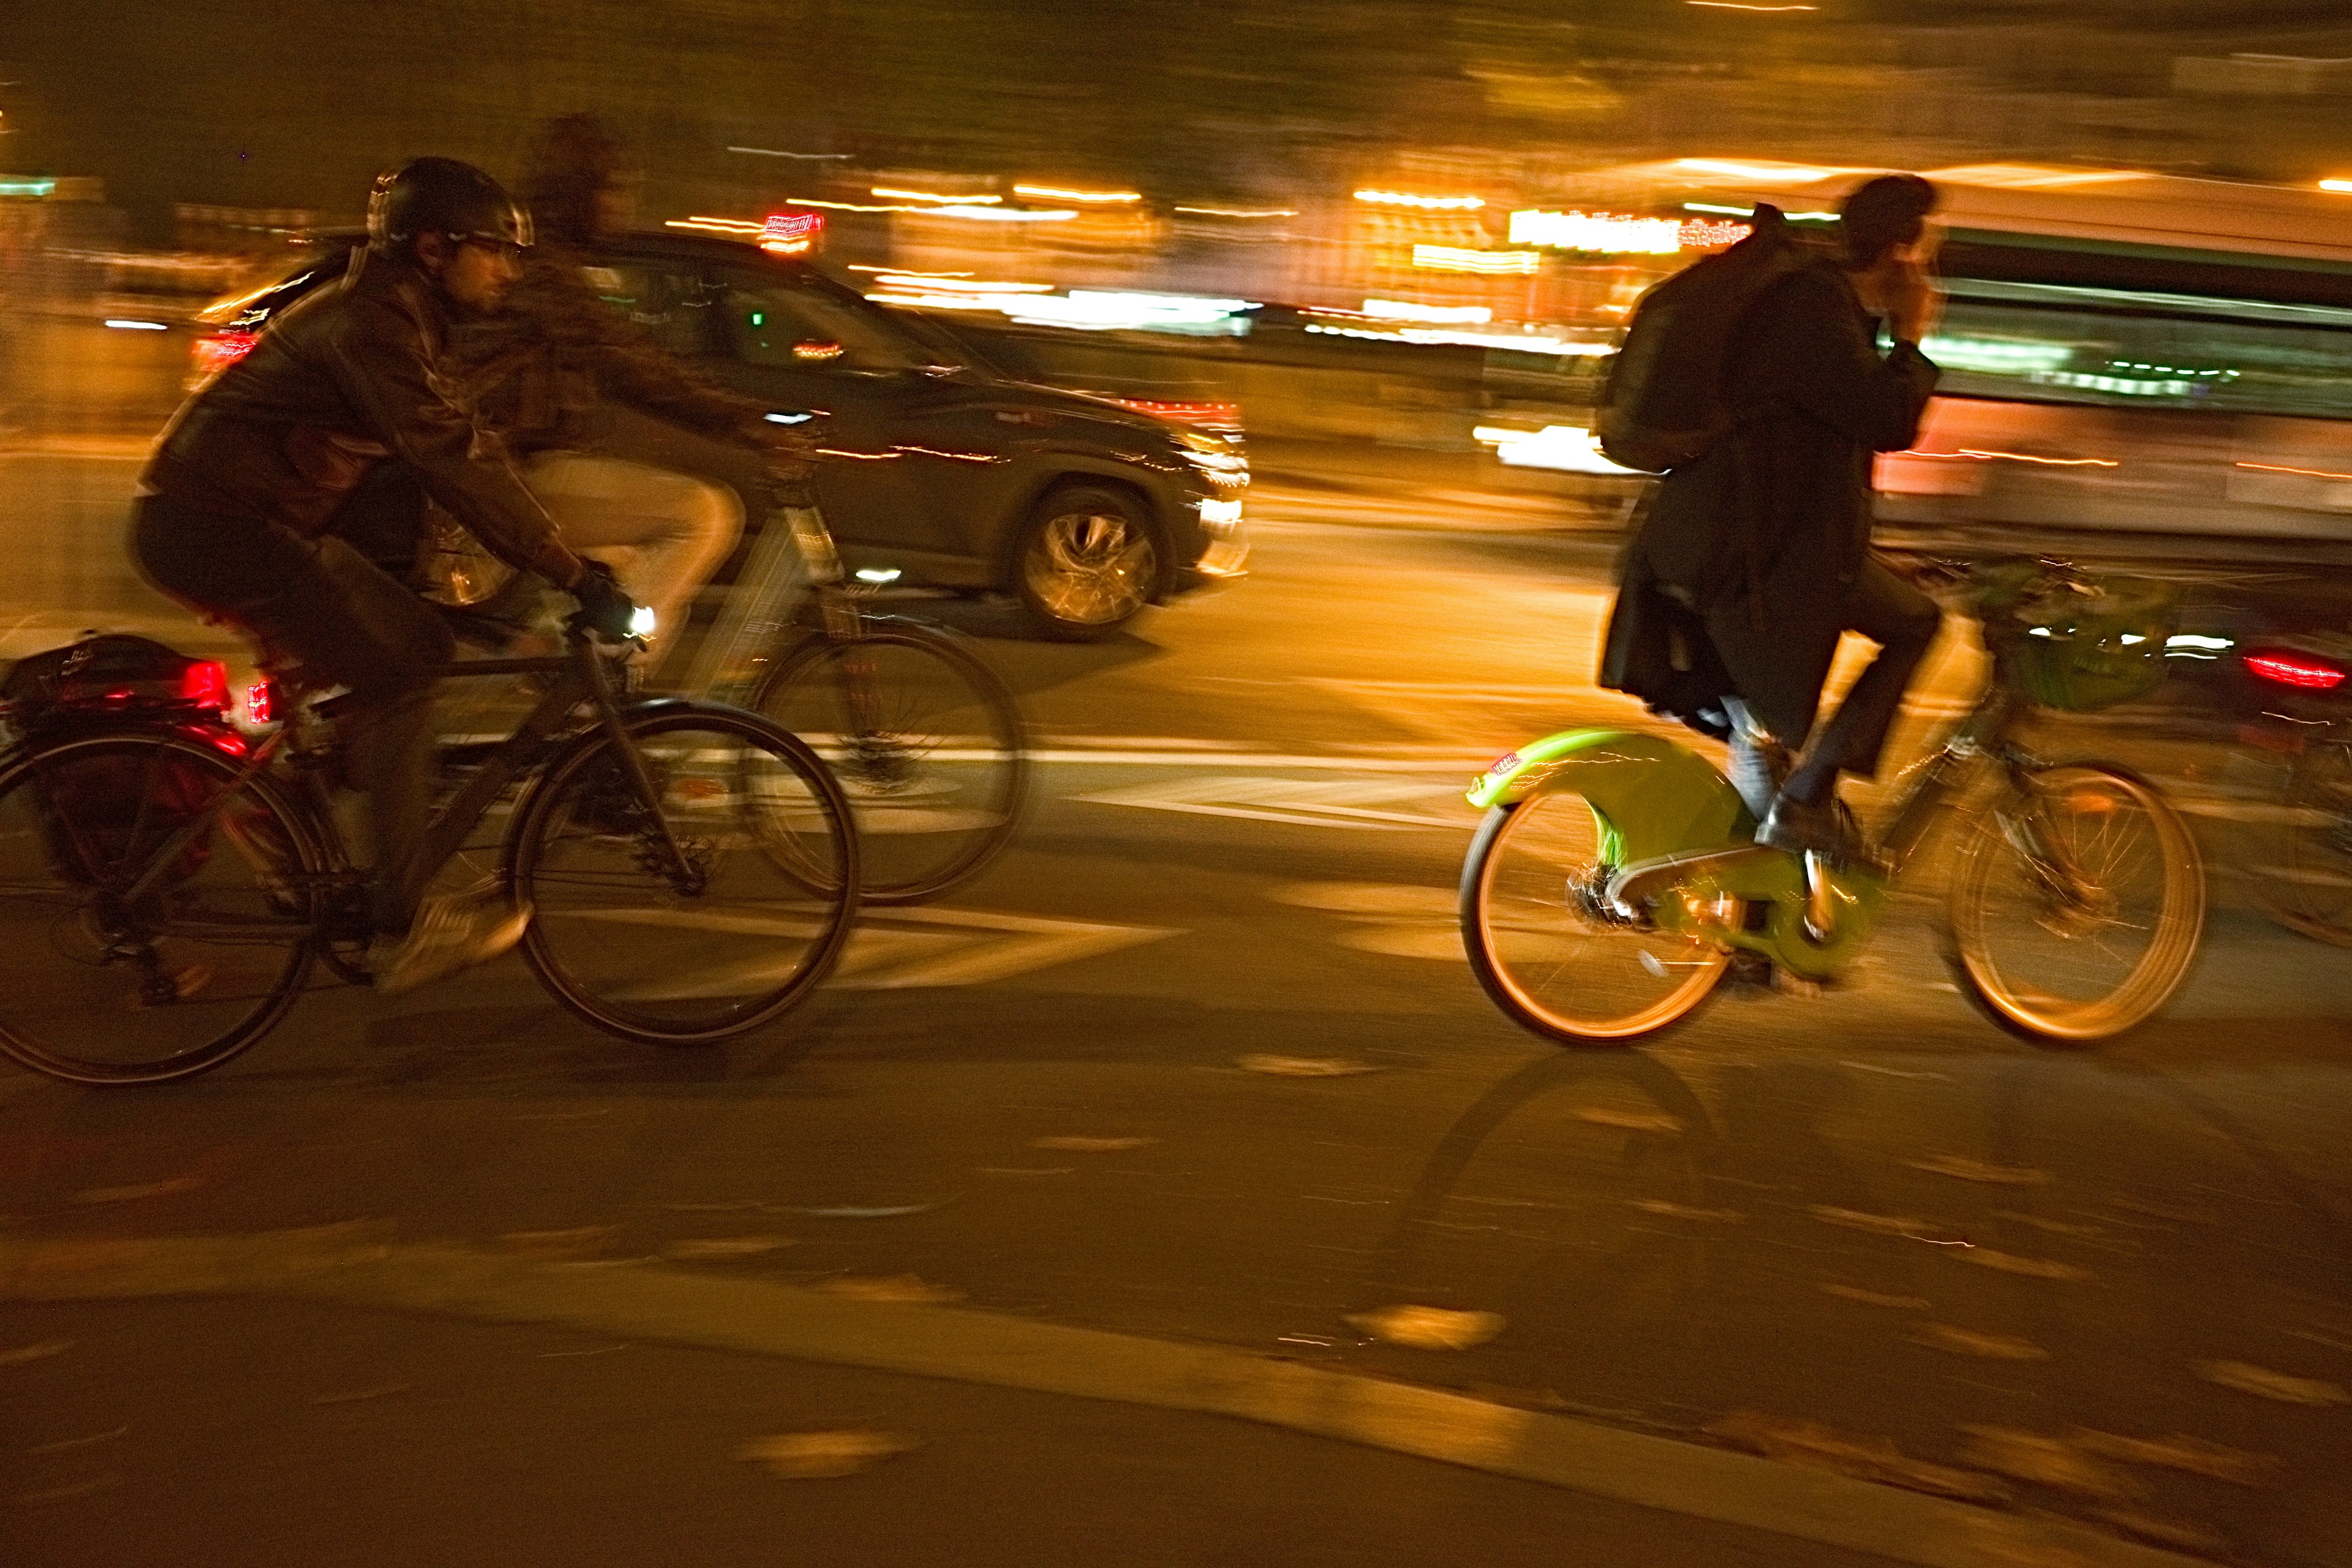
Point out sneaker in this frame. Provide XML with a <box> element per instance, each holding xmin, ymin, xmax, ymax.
<box><xmin>1757</xmin><ymin>794</ymin><xmax>1879</xmax><ymax>869</ymax></box>
<box><xmin>371</xmin><ymin>893</ymin><xmax>532</xmax><ymax>996</ymax></box>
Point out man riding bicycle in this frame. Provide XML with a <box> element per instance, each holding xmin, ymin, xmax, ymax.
<box><xmin>132</xmin><ymin>157</ymin><xmax>642</xmax><ymax>994</ymax></box>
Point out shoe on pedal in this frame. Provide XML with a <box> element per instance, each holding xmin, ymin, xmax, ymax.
<box><xmin>1756</xmin><ymin>793</ymin><xmax>1877</xmax><ymax>868</ymax></box>
<box><xmin>371</xmin><ymin>893</ymin><xmax>532</xmax><ymax>996</ymax></box>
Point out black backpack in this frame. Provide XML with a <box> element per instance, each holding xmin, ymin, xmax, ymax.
<box><xmin>1595</xmin><ymin>205</ymin><xmax>1811</xmax><ymax>475</ymax></box>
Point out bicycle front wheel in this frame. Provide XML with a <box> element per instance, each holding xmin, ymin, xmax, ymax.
<box><xmin>2253</xmin><ymin>739</ymin><xmax>2352</xmax><ymax>946</ymax></box>
<box><xmin>1461</xmin><ymin>793</ymin><xmax>1732</xmax><ymax>1045</ymax></box>
<box><xmin>0</xmin><ymin>731</ymin><xmax>323</xmax><ymax>1085</ymax></box>
<box><xmin>508</xmin><ymin>708</ymin><xmax>859</xmax><ymax>1046</ymax></box>
<box><xmin>750</xmin><ymin>622</ymin><xmax>1028</xmax><ymax>903</ymax></box>
<box><xmin>1948</xmin><ymin>763</ymin><xmax>2204</xmax><ymax>1044</ymax></box>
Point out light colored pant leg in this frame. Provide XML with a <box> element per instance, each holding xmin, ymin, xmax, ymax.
<box><xmin>523</xmin><ymin>453</ymin><xmax>743</xmax><ymax>675</ymax></box>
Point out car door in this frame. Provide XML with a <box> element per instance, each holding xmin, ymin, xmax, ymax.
<box><xmin>705</xmin><ymin>265</ymin><xmax>990</xmax><ymax>564</ymax></box>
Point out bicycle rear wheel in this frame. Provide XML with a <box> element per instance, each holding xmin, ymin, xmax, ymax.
<box><xmin>1461</xmin><ymin>793</ymin><xmax>1732</xmax><ymax>1045</ymax></box>
<box><xmin>508</xmin><ymin>707</ymin><xmax>859</xmax><ymax>1046</ymax></box>
<box><xmin>0</xmin><ymin>732</ymin><xmax>322</xmax><ymax>1085</ymax></box>
<box><xmin>1947</xmin><ymin>763</ymin><xmax>2204</xmax><ymax>1044</ymax></box>
<box><xmin>2253</xmin><ymin>739</ymin><xmax>2352</xmax><ymax>946</ymax></box>
<box><xmin>750</xmin><ymin>623</ymin><xmax>1028</xmax><ymax>903</ymax></box>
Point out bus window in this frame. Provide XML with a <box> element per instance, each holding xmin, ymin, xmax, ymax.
<box><xmin>1917</xmin><ymin>280</ymin><xmax>2352</xmax><ymax>421</ymax></box>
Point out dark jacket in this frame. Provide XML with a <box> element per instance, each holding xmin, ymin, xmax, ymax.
<box><xmin>141</xmin><ymin>247</ymin><xmax>587</xmax><ymax>590</ymax></box>
<box><xmin>1602</xmin><ymin>260</ymin><xmax>1938</xmax><ymax>746</ymax></box>
<box><xmin>452</xmin><ymin>243</ymin><xmax>777</xmax><ymax>458</ymax></box>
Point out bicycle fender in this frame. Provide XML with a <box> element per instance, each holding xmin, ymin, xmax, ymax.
<box><xmin>1467</xmin><ymin>728</ymin><xmax>1749</xmax><ymax>862</ymax></box>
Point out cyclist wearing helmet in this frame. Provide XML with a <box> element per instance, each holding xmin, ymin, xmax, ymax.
<box><xmin>132</xmin><ymin>156</ymin><xmax>641</xmax><ymax>993</ymax></box>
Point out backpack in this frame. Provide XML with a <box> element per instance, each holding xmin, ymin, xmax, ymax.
<box><xmin>1594</xmin><ymin>205</ymin><xmax>1811</xmax><ymax>475</ymax></box>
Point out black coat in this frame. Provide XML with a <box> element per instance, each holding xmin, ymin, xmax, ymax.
<box><xmin>1602</xmin><ymin>262</ymin><xmax>1939</xmax><ymax>747</ymax></box>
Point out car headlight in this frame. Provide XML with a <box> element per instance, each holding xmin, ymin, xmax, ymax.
<box><xmin>1197</xmin><ymin>497</ymin><xmax>1243</xmax><ymax>535</ymax></box>
<box><xmin>1170</xmin><ymin>428</ymin><xmax>1248</xmax><ymax>484</ymax></box>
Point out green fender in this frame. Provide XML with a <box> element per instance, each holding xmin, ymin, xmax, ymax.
<box><xmin>1465</xmin><ymin>729</ymin><xmax>1752</xmax><ymax>862</ymax></box>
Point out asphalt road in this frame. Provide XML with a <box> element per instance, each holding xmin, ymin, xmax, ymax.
<box><xmin>3</xmin><ymin>447</ymin><xmax>2351</xmax><ymax>1568</ymax></box>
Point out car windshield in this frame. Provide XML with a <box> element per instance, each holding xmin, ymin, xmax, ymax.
<box><xmin>725</xmin><ymin>273</ymin><xmax>941</xmax><ymax>377</ymax></box>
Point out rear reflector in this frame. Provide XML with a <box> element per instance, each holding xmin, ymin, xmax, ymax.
<box><xmin>2244</xmin><ymin>651</ymin><xmax>2348</xmax><ymax>691</ymax></box>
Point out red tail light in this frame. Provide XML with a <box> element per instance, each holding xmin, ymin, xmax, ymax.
<box><xmin>190</xmin><ymin>330</ymin><xmax>258</xmax><ymax>382</ymax></box>
<box><xmin>2244</xmin><ymin>650</ymin><xmax>2348</xmax><ymax>691</ymax></box>
<box><xmin>246</xmin><ymin>679</ymin><xmax>276</xmax><ymax>725</ymax></box>
<box><xmin>178</xmin><ymin>660</ymin><xmax>230</xmax><ymax>710</ymax></box>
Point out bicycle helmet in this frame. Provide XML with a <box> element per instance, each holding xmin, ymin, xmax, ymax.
<box><xmin>368</xmin><ymin>157</ymin><xmax>533</xmax><ymax>252</ymax></box>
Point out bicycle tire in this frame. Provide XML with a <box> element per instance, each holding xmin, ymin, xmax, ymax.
<box><xmin>507</xmin><ymin>706</ymin><xmax>859</xmax><ymax>1046</ymax></box>
<box><xmin>1461</xmin><ymin>794</ymin><xmax>1732</xmax><ymax>1046</ymax></box>
<box><xmin>749</xmin><ymin>620</ymin><xmax>1028</xmax><ymax>904</ymax></box>
<box><xmin>0</xmin><ymin>731</ymin><xmax>324</xmax><ymax>1085</ymax></box>
<box><xmin>2253</xmin><ymin>739</ymin><xmax>2352</xmax><ymax>947</ymax></box>
<box><xmin>1947</xmin><ymin>763</ymin><xmax>2204</xmax><ymax>1045</ymax></box>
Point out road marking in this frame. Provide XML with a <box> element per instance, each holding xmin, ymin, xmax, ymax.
<box><xmin>0</xmin><ymin>1229</ymin><xmax>2203</xmax><ymax>1568</ymax></box>
<box><xmin>1074</xmin><ymin>775</ymin><xmax>1472</xmax><ymax>831</ymax></box>
<box><xmin>572</xmin><ymin>904</ymin><xmax>1175</xmax><ymax>992</ymax></box>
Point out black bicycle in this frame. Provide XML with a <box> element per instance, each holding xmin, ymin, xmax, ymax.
<box><xmin>0</xmin><ymin>618</ymin><xmax>859</xmax><ymax>1086</ymax></box>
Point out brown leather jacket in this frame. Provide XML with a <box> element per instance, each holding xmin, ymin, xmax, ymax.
<box><xmin>141</xmin><ymin>246</ymin><xmax>588</xmax><ymax>590</ymax></box>
<box><xmin>452</xmin><ymin>243</ymin><xmax>777</xmax><ymax>458</ymax></box>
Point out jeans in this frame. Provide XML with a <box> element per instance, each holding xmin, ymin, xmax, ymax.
<box><xmin>1782</xmin><ymin>559</ymin><xmax>1942</xmax><ymax>805</ymax></box>
<box><xmin>132</xmin><ymin>495</ymin><xmax>455</xmax><ymax>935</ymax></box>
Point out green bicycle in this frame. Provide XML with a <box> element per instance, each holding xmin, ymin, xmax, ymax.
<box><xmin>1460</xmin><ymin>559</ymin><xmax>2206</xmax><ymax>1047</ymax></box>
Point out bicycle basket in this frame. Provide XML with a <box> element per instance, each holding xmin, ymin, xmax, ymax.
<box><xmin>1981</xmin><ymin>570</ymin><xmax>2179</xmax><ymax>713</ymax></box>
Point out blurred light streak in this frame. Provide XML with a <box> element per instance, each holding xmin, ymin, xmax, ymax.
<box><xmin>851</xmin><ymin>266</ymin><xmax>972</xmax><ymax>279</ymax></box>
<box><xmin>0</xmin><ymin>178</ymin><xmax>56</xmax><ymax>197</ymax></box>
<box><xmin>1354</xmin><ymin>189</ymin><xmax>1485</xmax><ymax>211</ymax></box>
<box><xmin>1952</xmin><ymin>449</ymin><xmax>2120</xmax><ymax>467</ymax></box>
<box><xmin>872</xmin><ymin>186</ymin><xmax>1000</xmax><ymax>205</ymax></box>
<box><xmin>1175</xmin><ymin>206</ymin><xmax>1298</xmax><ymax>219</ymax></box>
<box><xmin>666</xmin><ymin>216</ymin><xmax>764</xmax><ymax>235</ymax></box>
<box><xmin>1364</xmin><ymin>299</ymin><xmax>1493</xmax><ymax>324</ymax></box>
<box><xmin>104</xmin><ymin>318</ymin><xmax>169</xmax><ymax>331</ymax></box>
<box><xmin>1678</xmin><ymin>158</ymin><xmax>1847</xmax><ymax>183</ymax></box>
<box><xmin>761</xmin><ymin>211</ymin><xmax>824</xmax><ymax>254</ymax></box>
<box><xmin>1473</xmin><ymin>424</ymin><xmax>1645</xmax><ymax>473</ymax></box>
<box><xmin>934</xmin><ymin>205</ymin><xmax>1077</xmax><ymax>222</ymax></box>
<box><xmin>1014</xmin><ymin>184</ymin><xmax>1142</xmax><ymax>204</ymax></box>
<box><xmin>1684</xmin><ymin>202</ymin><xmax>1836</xmax><ymax>221</ymax></box>
<box><xmin>1916</xmin><ymin>336</ymin><xmax>2073</xmax><ymax>373</ymax></box>
<box><xmin>1510</xmin><ymin>209</ymin><xmax>1683</xmax><ymax>254</ymax></box>
<box><xmin>2322</xmin><ymin>179</ymin><xmax>2352</xmax><ymax>194</ymax></box>
<box><xmin>728</xmin><ymin>146</ymin><xmax>850</xmax><ymax>160</ymax></box>
<box><xmin>1687</xmin><ymin>1</ymin><xmax>1817</xmax><ymax>9</ymax></box>
<box><xmin>1412</xmin><ymin>246</ymin><xmax>1540</xmax><ymax>274</ymax></box>
<box><xmin>2237</xmin><ymin>460</ymin><xmax>2352</xmax><ymax>480</ymax></box>
<box><xmin>871</xmin><ymin>274</ymin><xmax>1052</xmax><ymax>294</ymax></box>
<box><xmin>1308</xmin><ymin>323</ymin><xmax>1612</xmax><ymax>355</ymax></box>
<box><xmin>2245</xmin><ymin>651</ymin><xmax>2348</xmax><ymax>690</ymax></box>
<box><xmin>1925</xmin><ymin>164</ymin><xmax>2150</xmax><ymax>190</ymax></box>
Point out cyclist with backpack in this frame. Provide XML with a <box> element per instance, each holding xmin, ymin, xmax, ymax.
<box><xmin>132</xmin><ymin>158</ymin><xmax>641</xmax><ymax>994</ymax></box>
<box><xmin>1601</xmin><ymin>175</ymin><xmax>1944</xmax><ymax>864</ymax></box>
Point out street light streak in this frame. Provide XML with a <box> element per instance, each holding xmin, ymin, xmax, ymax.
<box><xmin>872</xmin><ymin>186</ymin><xmax>1000</xmax><ymax>205</ymax></box>
<box><xmin>1175</xmin><ymin>205</ymin><xmax>1298</xmax><ymax>219</ymax></box>
<box><xmin>1014</xmin><ymin>183</ymin><xmax>1142</xmax><ymax>204</ymax></box>
<box><xmin>1687</xmin><ymin>1</ymin><xmax>1817</xmax><ymax>8</ymax></box>
<box><xmin>2237</xmin><ymin>460</ymin><xmax>2352</xmax><ymax>481</ymax></box>
<box><xmin>726</xmin><ymin>146</ymin><xmax>850</xmax><ymax>160</ymax></box>
<box><xmin>1354</xmin><ymin>189</ymin><xmax>1485</xmax><ymax>211</ymax></box>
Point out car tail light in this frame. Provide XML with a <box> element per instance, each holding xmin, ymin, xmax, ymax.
<box><xmin>190</xmin><ymin>330</ymin><xmax>258</xmax><ymax>382</ymax></box>
<box><xmin>2244</xmin><ymin>650</ymin><xmax>2348</xmax><ymax>691</ymax></box>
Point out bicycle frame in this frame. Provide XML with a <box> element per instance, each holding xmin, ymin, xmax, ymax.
<box><xmin>118</xmin><ymin>630</ymin><xmax>688</xmax><ymax>934</ymax></box>
<box><xmin>1464</xmin><ymin>680</ymin><xmax>2041</xmax><ymax>982</ymax></box>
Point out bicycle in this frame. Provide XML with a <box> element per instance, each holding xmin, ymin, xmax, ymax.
<box><xmin>1460</xmin><ymin>557</ymin><xmax>2207</xmax><ymax>1047</ymax></box>
<box><xmin>682</xmin><ymin>494</ymin><xmax>1030</xmax><ymax>905</ymax></box>
<box><xmin>437</xmin><ymin>484</ymin><xmax>1028</xmax><ymax>906</ymax></box>
<box><xmin>2236</xmin><ymin>635</ymin><xmax>2352</xmax><ymax>946</ymax></box>
<box><xmin>0</xmin><ymin>615</ymin><xmax>860</xmax><ymax>1087</ymax></box>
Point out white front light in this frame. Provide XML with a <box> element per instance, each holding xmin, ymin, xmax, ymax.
<box><xmin>1197</xmin><ymin>498</ymin><xmax>1243</xmax><ymax>534</ymax></box>
<box><xmin>629</xmin><ymin>605</ymin><xmax>658</xmax><ymax>637</ymax></box>
<box><xmin>854</xmin><ymin>567</ymin><xmax>903</xmax><ymax>584</ymax></box>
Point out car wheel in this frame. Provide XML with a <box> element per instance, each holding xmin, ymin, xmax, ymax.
<box><xmin>1012</xmin><ymin>484</ymin><xmax>1161</xmax><ymax>641</ymax></box>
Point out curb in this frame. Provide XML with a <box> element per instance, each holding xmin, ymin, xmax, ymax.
<box><xmin>1</xmin><ymin>1228</ymin><xmax>2203</xmax><ymax>1568</ymax></box>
